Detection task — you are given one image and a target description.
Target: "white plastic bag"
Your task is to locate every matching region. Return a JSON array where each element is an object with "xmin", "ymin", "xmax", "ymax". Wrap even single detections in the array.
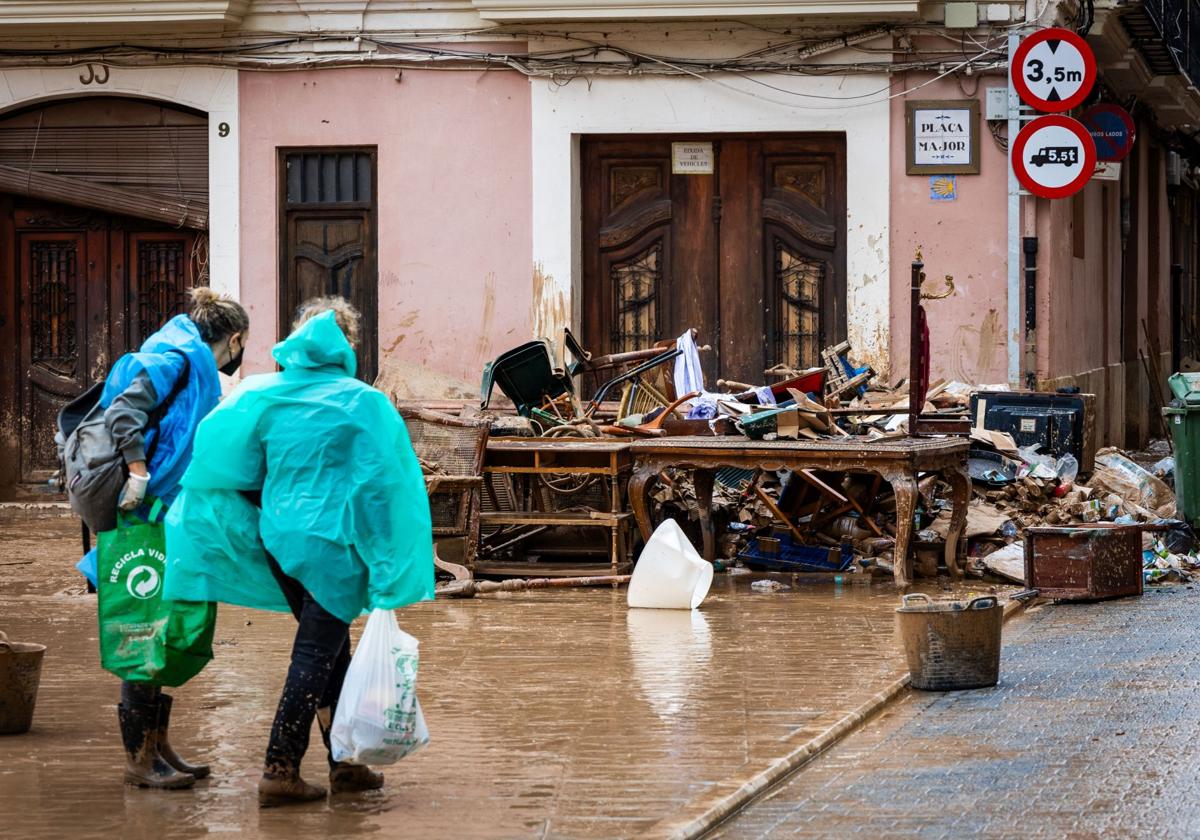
[{"xmin": 330, "ymin": 608, "xmax": 429, "ymax": 765}]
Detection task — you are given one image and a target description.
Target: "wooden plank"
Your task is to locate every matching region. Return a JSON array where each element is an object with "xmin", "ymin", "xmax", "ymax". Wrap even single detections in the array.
[
  {"xmin": 474, "ymin": 561, "xmax": 634, "ymax": 579},
  {"xmin": 483, "ymin": 466, "xmax": 620, "ymax": 476},
  {"xmin": 753, "ymin": 486, "xmax": 808, "ymax": 544},
  {"xmin": 481, "ymin": 511, "xmax": 631, "ymax": 526}
]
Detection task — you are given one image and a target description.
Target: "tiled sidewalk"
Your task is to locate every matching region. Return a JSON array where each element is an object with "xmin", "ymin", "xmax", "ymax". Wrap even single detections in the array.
[{"xmin": 713, "ymin": 585, "xmax": 1200, "ymax": 839}]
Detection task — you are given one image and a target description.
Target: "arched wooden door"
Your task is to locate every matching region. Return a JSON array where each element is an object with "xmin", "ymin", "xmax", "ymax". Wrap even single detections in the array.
[
  {"xmin": 581, "ymin": 135, "xmax": 845, "ymax": 387},
  {"xmin": 0, "ymin": 97, "xmax": 207, "ymax": 498}
]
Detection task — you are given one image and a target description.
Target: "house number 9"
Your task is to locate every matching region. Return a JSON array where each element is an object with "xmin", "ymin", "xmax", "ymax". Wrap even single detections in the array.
[{"xmin": 218, "ymin": 122, "xmax": 231, "ymax": 137}]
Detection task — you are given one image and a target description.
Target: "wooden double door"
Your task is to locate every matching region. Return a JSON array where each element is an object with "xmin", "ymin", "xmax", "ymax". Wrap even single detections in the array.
[
  {"xmin": 0, "ymin": 200, "xmax": 199, "ymax": 496},
  {"xmin": 581, "ymin": 135, "xmax": 846, "ymax": 386}
]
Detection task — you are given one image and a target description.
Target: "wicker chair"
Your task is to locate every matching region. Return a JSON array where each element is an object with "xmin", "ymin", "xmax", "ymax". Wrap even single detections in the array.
[{"xmin": 399, "ymin": 407, "xmax": 490, "ymax": 569}]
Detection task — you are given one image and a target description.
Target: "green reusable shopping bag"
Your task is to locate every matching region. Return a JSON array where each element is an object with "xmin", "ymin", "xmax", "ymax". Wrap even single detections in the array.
[{"xmin": 96, "ymin": 500, "xmax": 216, "ymax": 687}]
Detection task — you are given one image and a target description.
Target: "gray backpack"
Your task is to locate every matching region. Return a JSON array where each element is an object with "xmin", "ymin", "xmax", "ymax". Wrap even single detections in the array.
[{"xmin": 56, "ymin": 351, "xmax": 190, "ymax": 533}]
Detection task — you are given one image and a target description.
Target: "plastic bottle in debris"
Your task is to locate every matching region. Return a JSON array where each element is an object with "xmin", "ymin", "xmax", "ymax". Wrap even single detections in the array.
[
  {"xmin": 1001, "ymin": 520, "xmax": 1018, "ymax": 538},
  {"xmin": 1055, "ymin": 453, "xmax": 1079, "ymax": 484}
]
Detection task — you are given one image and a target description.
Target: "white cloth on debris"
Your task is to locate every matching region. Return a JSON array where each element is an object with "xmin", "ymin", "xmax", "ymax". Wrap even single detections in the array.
[
  {"xmin": 673, "ymin": 330, "xmax": 719, "ymax": 419},
  {"xmin": 673, "ymin": 330, "xmax": 705, "ymax": 398}
]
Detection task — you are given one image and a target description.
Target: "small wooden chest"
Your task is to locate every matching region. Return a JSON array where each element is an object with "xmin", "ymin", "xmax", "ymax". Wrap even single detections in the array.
[{"xmin": 1024, "ymin": 525, "xmax": 1143, "ymax": 602}]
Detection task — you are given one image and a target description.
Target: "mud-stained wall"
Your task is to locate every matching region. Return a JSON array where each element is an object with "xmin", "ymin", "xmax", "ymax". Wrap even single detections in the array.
[
  {"xmin": 239, "ymin": 65, "xmax": 533, "ymax": 398},
  {"xmin": 888, "ymin": 73, "xmax": 1010, "ymax": 387}
]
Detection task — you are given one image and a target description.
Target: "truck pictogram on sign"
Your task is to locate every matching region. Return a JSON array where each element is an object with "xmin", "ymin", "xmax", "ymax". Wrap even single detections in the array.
[{"xmin": 1030, "ymin": 146, "xmax": 1080, "ymax": 167}]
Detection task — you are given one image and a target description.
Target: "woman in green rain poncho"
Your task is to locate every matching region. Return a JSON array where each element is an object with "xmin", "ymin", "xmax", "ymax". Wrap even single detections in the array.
[{"xmin": 163, "ymin": 297, "xmax": 434, "ymax": 807}]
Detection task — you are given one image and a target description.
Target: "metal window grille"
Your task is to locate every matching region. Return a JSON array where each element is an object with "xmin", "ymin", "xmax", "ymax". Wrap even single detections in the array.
[
  {"xmin": 30, "ymin": 241, "xmax": 78, "ymax": 373},
  {"xmin": 774, "ymin": 241, "xmax": 824, "ymax": 370},
  {"xmin": 284, "ymin": 151, "xmax": 373, "ymax": 206},
  {"xmin": 610, "ymin": 243, "xmax": 661, "ymax": 353}
]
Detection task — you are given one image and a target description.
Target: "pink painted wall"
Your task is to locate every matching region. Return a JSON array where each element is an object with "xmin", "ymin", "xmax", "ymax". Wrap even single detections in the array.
[
  {"xmin": 238, "ymin": 66, "xmax": 532, "ymax": 398},
  {"xmin": 888, "ymin": 75, "xmax": 1010, "ymax": 387}
]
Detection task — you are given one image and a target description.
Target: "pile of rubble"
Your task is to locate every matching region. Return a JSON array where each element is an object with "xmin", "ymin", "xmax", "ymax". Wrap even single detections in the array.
[{"xmin": 654, "ymin": 420, "xmax": 1200, "ymax": 585}]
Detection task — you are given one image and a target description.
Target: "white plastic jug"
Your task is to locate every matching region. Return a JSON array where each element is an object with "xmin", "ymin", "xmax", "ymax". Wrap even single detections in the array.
[{"xmin": 627, "ymin": 518, "xmax": 713, "ymax": 609}]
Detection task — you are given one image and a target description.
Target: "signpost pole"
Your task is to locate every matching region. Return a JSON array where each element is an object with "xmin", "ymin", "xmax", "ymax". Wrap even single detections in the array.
[{"xmin": 1007, "ymin": 32, "xmax": 1022, "ymax": 388}]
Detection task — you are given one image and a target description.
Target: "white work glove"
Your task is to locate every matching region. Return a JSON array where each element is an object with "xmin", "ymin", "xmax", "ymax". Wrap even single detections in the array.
[{"xmin": 118, "ymin": 471, "xmax": 151, "ymax": 511}]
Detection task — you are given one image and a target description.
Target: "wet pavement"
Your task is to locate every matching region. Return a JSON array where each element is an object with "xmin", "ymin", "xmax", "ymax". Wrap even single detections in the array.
[
  {"xmin": 713, "ymin": 584, "xmax": 1200, "ymax": 839},
  {"xmin": 0, "ymin": 506, "xmax": 983, "ymax": 840}
]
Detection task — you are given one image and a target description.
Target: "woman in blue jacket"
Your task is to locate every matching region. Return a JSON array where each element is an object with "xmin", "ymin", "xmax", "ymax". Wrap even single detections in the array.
[{"xmin": 98, "ymin": 287, "xmax": 249, "ymax": 791}]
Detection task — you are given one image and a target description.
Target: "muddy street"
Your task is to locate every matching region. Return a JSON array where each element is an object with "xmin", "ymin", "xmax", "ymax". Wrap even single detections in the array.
[{"xmin": 0, "ymin": 507, "xmax": 943, "ymax": 840}]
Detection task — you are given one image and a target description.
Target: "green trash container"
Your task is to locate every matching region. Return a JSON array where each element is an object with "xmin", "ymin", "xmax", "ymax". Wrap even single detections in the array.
[{"xmin": 1164, "ymin": 372, "xmax": 1200, "ymax": 524}]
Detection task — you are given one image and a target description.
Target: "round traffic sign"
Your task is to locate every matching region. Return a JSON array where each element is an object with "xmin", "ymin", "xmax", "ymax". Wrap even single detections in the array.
[
  {"xmin": 1012, "ymin": 114, "xmax": 1097, "ymax": 198},
  {"xmin": 1012, "ymin": 28, "xmax": 1097, "ymax": 112},
  {"xmin": 1080, "ymin": 103, "xmax": 1136, "ymax": 161}
]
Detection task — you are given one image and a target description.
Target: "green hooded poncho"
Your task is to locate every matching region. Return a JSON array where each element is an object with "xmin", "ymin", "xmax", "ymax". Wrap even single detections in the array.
[{"xmin": 163, "ymin": 311, "xmax": 434, "ymax": 623}]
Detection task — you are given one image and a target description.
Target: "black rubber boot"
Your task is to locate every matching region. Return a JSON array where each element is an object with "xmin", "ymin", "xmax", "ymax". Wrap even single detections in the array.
[
  {"xmin": 156, "ymin": 694, "xmax": 210, "ymax": 780},
  {"xmin": 316, "ymin": 707, "xmax": 384, "ymax": 794},
  {"xmin": 118, "ymin": 702, "xmax": 195, "ymax": 790}
]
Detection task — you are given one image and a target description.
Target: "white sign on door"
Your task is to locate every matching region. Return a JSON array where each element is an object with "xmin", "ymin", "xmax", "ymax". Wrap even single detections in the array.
[{"xmin": 672, "ymin": 142, "xmax": 714, "ymax": 174}]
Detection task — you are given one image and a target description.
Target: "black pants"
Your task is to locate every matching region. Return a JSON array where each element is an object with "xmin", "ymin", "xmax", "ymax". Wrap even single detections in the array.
[{"xmin": 264, "ymin": 554, "xmax": 352, "ymax": 776}]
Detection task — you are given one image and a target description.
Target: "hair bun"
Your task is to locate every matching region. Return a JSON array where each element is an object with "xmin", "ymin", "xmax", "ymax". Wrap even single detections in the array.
[
  {"xmin": 187, "ymin": 286, "xmax": 250, "ymax": 342},
  {"xmin": 189, "ymin": 287, "xmax": 221, "ymax": 309}
]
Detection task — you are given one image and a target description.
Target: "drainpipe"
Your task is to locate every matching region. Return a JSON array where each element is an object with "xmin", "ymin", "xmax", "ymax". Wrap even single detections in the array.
[
  {"xmin": 1172, "ymin": 262, "xmax": 1183, "ymax": 372},
  {"xmin": 1007, "ymin": 33, "xmax": 1023, "ymax": 388},
  {"xmin": 1023, "ymin": 236, "xmax": 1039, "ymax": 390}
]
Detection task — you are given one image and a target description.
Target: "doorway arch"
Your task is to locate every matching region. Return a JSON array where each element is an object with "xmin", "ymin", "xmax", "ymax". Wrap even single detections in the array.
[{"xmin": 0, "ymin": 65, "xmax": 237, "ymax": 498}]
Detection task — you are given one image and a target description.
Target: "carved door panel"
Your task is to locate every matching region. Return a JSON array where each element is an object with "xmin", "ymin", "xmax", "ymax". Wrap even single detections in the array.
[
  {"xmin": 581, "ymin": 138, "xmax": 720, "ymax": 383},
  {"xmin": 582, "ymin": 136, "xmax": 845, "ymax": 387},
  {"xmin": 752, "ymin": 138, "xmax": 846, "ymax": 378},
  {"xmin": 280, "ymin": 212, "xmax": 376, "ymax": 382},
  {"xmin": 16, "ymin": 231, "xmax": 92, "ymax": 481}
]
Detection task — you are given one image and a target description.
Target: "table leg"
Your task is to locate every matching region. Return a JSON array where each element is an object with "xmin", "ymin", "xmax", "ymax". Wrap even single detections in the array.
[
  {"xmin": 693, "ymin": 468, "xmax": 716, "ymax": 564},
  {"xmin": 943, "ymin": 466, "xmax": 970, "ymax": 579},
  {"xmin": 610, "ymin": 523, "xmax": 618, "ymax": 576},
  {"xmin": 629, "ymin": 463, "xmax": 659, "ymax": 542},
  {"xmin": 883, "ymin": 470, "xmax": 918, "ymax": 588}
]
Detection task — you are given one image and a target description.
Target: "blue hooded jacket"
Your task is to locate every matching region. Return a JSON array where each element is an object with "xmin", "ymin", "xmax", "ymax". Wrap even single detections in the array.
[
  {"xmin": 76, "ymin": 315, "xmax": 221, "ymax": 586},
  {"xmin": 100, "ymin": 314, "xmax": 222, "ymax": 504}
]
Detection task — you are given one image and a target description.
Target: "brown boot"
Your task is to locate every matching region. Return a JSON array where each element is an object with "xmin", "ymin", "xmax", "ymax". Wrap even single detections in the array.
[
  {"xmin": 118, "ymin": 702, "xmax": 195, "ymax": 790},
  {"xmin": 330, "ymin": 763, "xmax": 384, "ymax": 794},
  {"xmin": 156, "ymin": 694, "xmax": 210, "ymax": 780},
  {"xmin": 258, "ymin": 765, "xmax": 327, "ymax": 808},
  {"xmin": 315, "ymin": 706, "xmax": 383, "ymax": 794}
]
